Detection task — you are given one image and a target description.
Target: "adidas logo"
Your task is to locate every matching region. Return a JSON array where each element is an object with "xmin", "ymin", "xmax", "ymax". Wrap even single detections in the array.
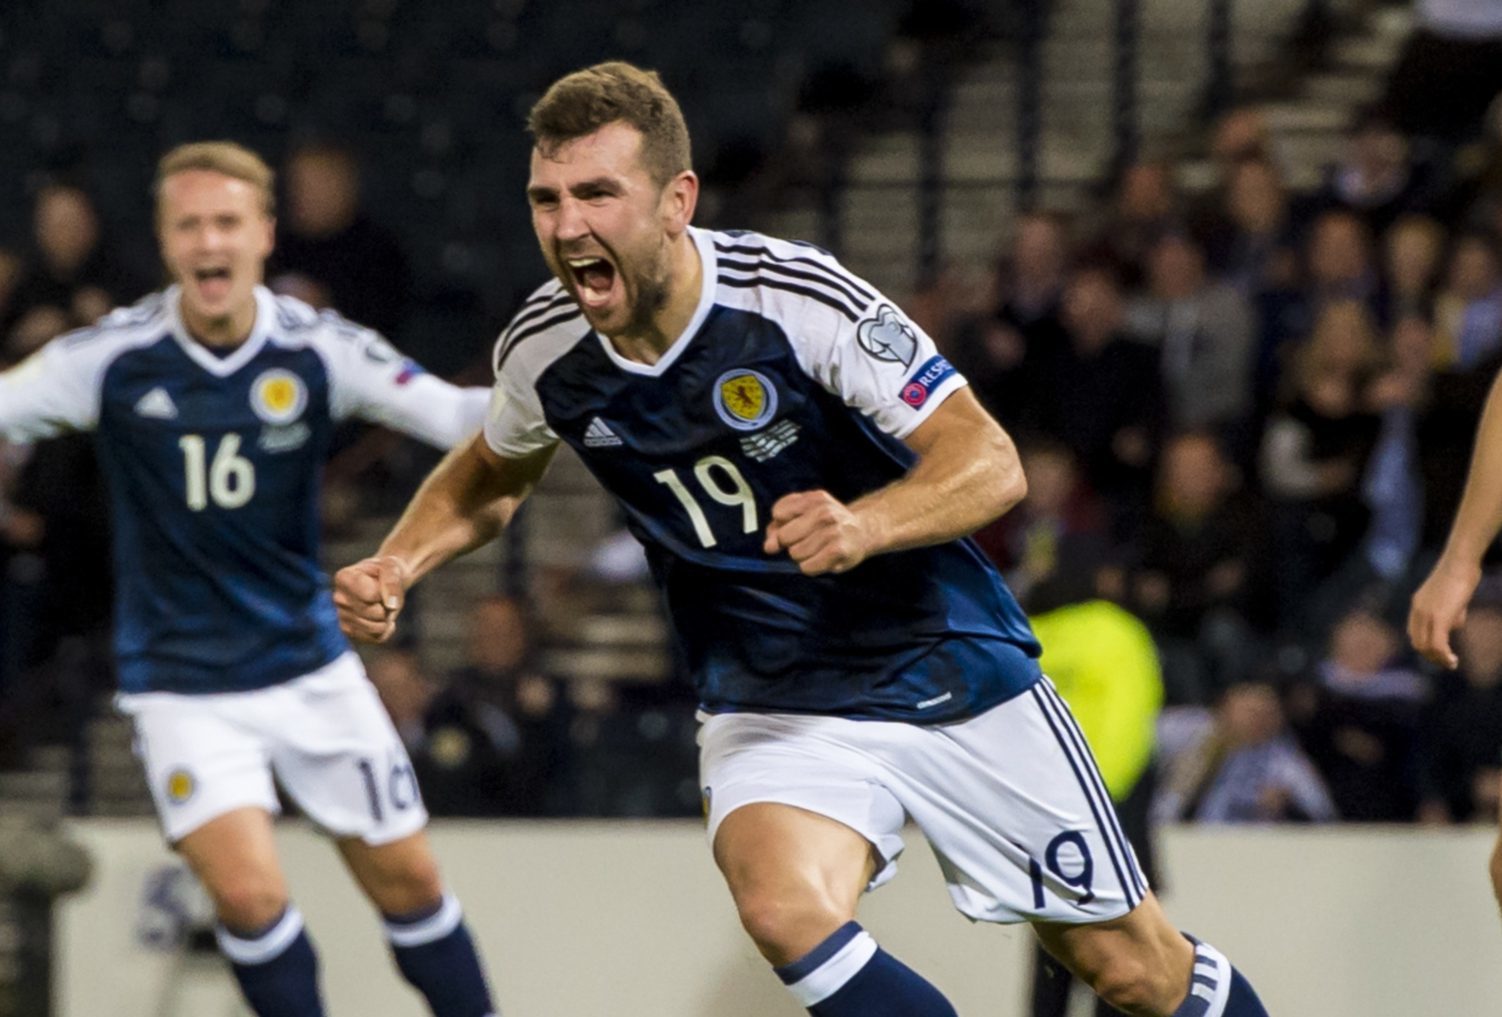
[
  {"xmin": 134, "ymin": 387, "xmax": 178, "ymax": 420},
  {"xmin": 583, "ymin": 417, "xmax": 623, "ymax": 448}
]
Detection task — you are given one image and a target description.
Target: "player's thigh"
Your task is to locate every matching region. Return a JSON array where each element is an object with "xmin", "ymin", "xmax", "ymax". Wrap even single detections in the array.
[
  {"xmin": 268, "ymin": 653, "xmax": 428, "ymax": 844},
  {"xmin": 700, "ymin": 711, "xmax": 907, "ymax": 895},
  {"xmin": 713, "ymin": 802, "xmax": 877, "ymax": 913},
  {"xmin": 337, "ymin": 829, "xmax": 444, "ymax": 916},
  {"xmin": 1031, "ymin": 892, "xmax": 1190, "ymax": 986},
  {"xmin": 884, "ymin": 679, "xmax": 1148, "ymax": 925},
  {"xmin": 176, "ymin": 806, "xmax": 289, "ymax": 927},
  {"xmin": 117, "ymin": 690, "xmax": 280, "ymax": 844}
]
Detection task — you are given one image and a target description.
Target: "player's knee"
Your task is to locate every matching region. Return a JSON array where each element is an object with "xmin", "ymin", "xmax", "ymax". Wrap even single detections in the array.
[
  {"xmin": 733, "ymin": 888, "xmax": 844, "ymax": 963},
  {"xmin": 1084, "ymin": 954, "xmax": 1170, "ymax": 1016},
  {"xmin": 368, "ymin": 850, "xmax": 444, "ymax": 914},
  {"xmin": 209, "ymin": 875, "xmax": 289, "ymax": 932}
]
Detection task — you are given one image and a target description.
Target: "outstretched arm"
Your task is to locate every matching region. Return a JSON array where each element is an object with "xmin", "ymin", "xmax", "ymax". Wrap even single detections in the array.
[
  {"xmin": 1410, "ymin": 370, "xmax": 1502, "ymax": 668},
  {"xmin": 764, "ymin": 388, "xmax": 1025, "ymax": 575},
  {"xmin": 333, "ymin": 433, "xmax": 555, "ymax": 642}
]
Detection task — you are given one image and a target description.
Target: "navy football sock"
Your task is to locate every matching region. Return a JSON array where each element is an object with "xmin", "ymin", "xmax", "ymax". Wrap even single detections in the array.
[
  {"xmin": 217, "ymin": 906, "xmax": 324, "ymax": 1017},
  {"xmin": 1173, "ymin": 938, "xmax": 1269, "ymax": 1016},
  {"xmin": 774, "ymin": 921, "xmax": 958, "ymax": 1016},
  {"xmin": 385, "ymin": 893, "xmax": 497, "ymax": 1017}
]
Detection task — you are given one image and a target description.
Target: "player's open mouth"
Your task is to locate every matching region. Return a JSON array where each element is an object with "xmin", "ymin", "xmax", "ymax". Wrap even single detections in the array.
[
  {"xmin": 566, "ymin": 256, "xmax": 617, "ymax": 310},
  {"xmin": 191, "ymin": 267, "xmax": 233, "ymax": 301}
]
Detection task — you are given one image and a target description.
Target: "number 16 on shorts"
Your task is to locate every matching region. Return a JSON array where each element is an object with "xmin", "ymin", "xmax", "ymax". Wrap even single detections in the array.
[{"xmin": 356, "ymin": 751, "xmax": 421, "ymax": 823}]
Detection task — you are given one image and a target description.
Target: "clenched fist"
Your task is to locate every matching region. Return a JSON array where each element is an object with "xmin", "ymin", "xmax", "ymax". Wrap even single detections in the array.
[
  {"xmin": 333, "ymin": 555, "xmax": 411, "ymax": 643},
  {"xmin": 763, "ymin": 490, "xmax": 873, "ymax": 576}
]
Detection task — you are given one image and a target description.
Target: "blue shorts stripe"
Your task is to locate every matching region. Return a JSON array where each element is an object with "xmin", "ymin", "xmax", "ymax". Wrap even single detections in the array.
[
  {"xmin": 1029, "ymin": 687, "xmax": 1138, "ymax": 910},
  {"xmin": 1041, "ymin": 682, "xmax": 1148, "ymax": 899}
]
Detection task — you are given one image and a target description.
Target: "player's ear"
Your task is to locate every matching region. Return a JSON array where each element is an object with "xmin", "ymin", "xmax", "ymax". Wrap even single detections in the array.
[{"xmin": 662, "ymin": 170, "xmax": 698, "ymax": 235}]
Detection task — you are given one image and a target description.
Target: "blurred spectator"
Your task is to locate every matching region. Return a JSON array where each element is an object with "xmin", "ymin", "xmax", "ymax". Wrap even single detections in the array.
[
  {"xmin": 1023, "ymin": 262, "xmax": 1162, "ymax": 521},
  {"xmin": 1260, "ymin": 209, "xmax": 1378, "ymax": 368},
  {"xmin": 270, "ymin": 142, "xmax": 412, "ymax": 338},
  {"xmin": 944, "ymin": 212, "xmax": 1071, "ymax": 426},
  {"xmin": 973, "ymin": 439, "xmax": 1109, "ymax": 604},
  {"xmin": 1091, "ymin": 160, "xmax": 1181, "ymax": 287},
  {"xmin": 5, "ymin": 183, "xmax": 142, "ymax": 334},
  {"xmin": 1209, "ymin": 106, "xmax": 1274, "ymax": 178},
  {"xmin": 1432, "ymin": 230, "xmax": 1502, "ymax": 369},
  {"xmin": 567, "ymin": 676, "xmax": 700, "ymax": 818},
  {"xmin": 1127, "ymin": 231, "xmax": 1257, "ymax": 448},
  {"xmin": 1289, "ymin": 606, "xmax": 1429, "ymax": 821},
  {"xmin": 434, "ymin": 595, "xmax": 575, "ymax": 816},
  {"xmin": 1313, "ymin": 110, "xmax": 1434, "ymax": 236},
  {"xmin": 1128, "ymin": 432, "xmax": 1265, "ymax": 705},
  {"xmin": 1380, "ymin": 214, "xmax": 1446, "ymax": 324},
  {"xmin": 1201, "ymin": 157, "xmax": 1300, "ymax": 300},
  {"xmin": 1418, "ymin": 584, "xmax": 1502, "ymax": 823},
  {"xmin": 1350, "ymin": 315, "xmax": 1431, "ymax": 587},
  {"xmin": 1260, "ymin": 302, "xmax": 1384, "ymax": 630},
  {"xmin": 1154, "ymin": 681, "xmax": 1337, "ymax": 823}
]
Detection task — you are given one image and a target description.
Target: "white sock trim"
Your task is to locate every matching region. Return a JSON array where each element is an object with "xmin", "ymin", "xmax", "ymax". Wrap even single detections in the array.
[
  {"xmin": 1193, "ymin": 941, "xmax": 1233, "ymax": 1017},
  {"xmin": 216, "ymin": 906, "xmax": 304, "ymax": 966},
  {"xmin": 785, "ymin": 931, "xmax": 879, "ymax": 1007},
  {"xmin": 385, "ymin": 893, "xmax": 463, "ymax": 948}
]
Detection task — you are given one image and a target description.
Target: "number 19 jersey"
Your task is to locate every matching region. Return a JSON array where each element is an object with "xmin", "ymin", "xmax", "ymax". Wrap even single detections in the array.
[{"xmin": 485, "ymin": 228, "xmax": 1042, "ymax": 723}]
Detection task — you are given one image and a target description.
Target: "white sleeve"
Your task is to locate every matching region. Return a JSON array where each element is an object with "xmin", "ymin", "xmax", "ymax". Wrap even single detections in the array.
[
  {"xmin": 794, "ymin": 287, "xmax": 967, "ymax": 440},
  {"xmin": 482, "ymin": 358, "xmax": 558, "ymax": 458},
  {"xmin": 323, "ymin": 325, "xmax": 489, "ymax": 449},
  {"xmin": 0, "ymin": 333, "xmax": 105, "ymax": 442}
]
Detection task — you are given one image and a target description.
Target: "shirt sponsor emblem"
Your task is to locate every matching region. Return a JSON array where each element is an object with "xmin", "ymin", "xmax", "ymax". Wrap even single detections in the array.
[
  {"xmin": 165, "ymin": 768, "xmax": 196, "ymax": 804},
  {"xmin": 250, "ymin": 369, "xmax": 307, "ymax": 425},
  {"xmin": 900, "ymin": 355, "xmax": 955, "ymax": 409},
  {"xmin": 856, "ymin": 304, "xmax": 919, "ymax": 367},
  {"xmin": 134, "ymin": 387, "xmax": 178, "ymax": 420},
  {"xmin": 714, "ymin": 369, "xmax": 778, "ymax": 431},
  {"xmin": 583, "ymin": 416, "xmax": 623, "ymax": 448},
  {"xmin": 259, "ymin": 422, "xmax": 311, "ymax": 453},
  {"xmin": 740, "ymin": 420, "xmax": 800, "ymax": 462}
]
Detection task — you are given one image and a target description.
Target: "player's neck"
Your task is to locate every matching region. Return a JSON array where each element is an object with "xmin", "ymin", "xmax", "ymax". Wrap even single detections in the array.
[
  {"xmin": 606, "ymin": 232, "xmax": 702, "ymax": 365},
  {"xmin": 179, "ymin": 298, "xmax": 258, "ymax": 349}
]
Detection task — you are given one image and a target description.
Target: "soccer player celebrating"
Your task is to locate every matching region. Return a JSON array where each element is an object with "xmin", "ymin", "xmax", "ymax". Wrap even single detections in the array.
[
  {"xmin": 336, "ymin": 63, "xmax": 1270, "ymax": 1017},
  {"xmin": 0, "ymin": 142, "xmax": 497, "ymax": 1017},
  {"xmin": 1410, "ymin": 369, "xmax": 1502, "ymax": 916}
]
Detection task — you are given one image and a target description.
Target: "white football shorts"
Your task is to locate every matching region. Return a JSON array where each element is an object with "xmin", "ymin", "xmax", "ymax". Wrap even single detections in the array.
[
  {"xmin": 116, "ymin": 651, "xmax": 428, "ymax": 845},
  {"xmin": 699, "ymin": 677, "xmax": 1149, "ymax": 924}
]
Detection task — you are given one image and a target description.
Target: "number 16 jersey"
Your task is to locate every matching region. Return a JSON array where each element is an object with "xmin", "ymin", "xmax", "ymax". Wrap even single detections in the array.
[
  {"xmin": 485, "ymin": 228, "xmax": 1042, "ymax": 723},
  {"xmin": 0, "ymin": 287, "xmax": 487, "ymax": 694}
]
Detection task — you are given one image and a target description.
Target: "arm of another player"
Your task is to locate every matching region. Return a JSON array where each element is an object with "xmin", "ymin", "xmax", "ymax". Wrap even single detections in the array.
[
  {"xmin": 0, "ymin": 340, "xmax": 98, "ymax": 442},
  {"xmin": 764, "ymin": 387, "xmax": 1025, "ymax": 576},
  {"xmin": 326, "ymin": 323, "xmax": 490, "ymax": 448},
  {"xmin": 1410, "ymin": 370, "xmax": 1502, "ymax": 668},
  {"xmin": 333, "ymin": 434, "xmax": 555, "ymax": 642}
]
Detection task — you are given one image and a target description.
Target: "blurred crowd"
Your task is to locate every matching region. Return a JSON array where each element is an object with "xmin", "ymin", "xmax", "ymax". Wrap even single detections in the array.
[
  {"xmin": 925, "ymin": 86, "xmax": 1502, "ymax": 827},
  {"xmin": 8, "ymin": 33, "xmax": 1502, "ymax": 824}
]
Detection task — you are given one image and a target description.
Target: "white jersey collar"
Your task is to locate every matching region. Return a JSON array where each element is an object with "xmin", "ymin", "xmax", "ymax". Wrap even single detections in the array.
[
  {"xmin": 166, "ymin": 284, "xmax": 275, "ymax": 378},
  {"xmin": 594, "ymin": 226, "xmax": 717, "ymax": 377}
]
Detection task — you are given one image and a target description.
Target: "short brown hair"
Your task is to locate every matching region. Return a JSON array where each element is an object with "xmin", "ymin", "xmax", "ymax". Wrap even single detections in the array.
[
  {"xmin": 154, "ymin": 141, "xmax": 275, "ymax": 219},
  {"xmin": 527, "ymin": 61, "xmax": 691, "ymax": 186}
]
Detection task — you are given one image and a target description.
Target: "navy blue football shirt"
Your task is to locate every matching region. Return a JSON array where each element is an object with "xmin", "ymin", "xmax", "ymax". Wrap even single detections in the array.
[
  {"xmin": 485, "ymin": 228, "xmax": 1041, "ymax": 722},
  {"xmin": 0, "ymin": 287, "xmax": 487, "ymax": 693}
]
